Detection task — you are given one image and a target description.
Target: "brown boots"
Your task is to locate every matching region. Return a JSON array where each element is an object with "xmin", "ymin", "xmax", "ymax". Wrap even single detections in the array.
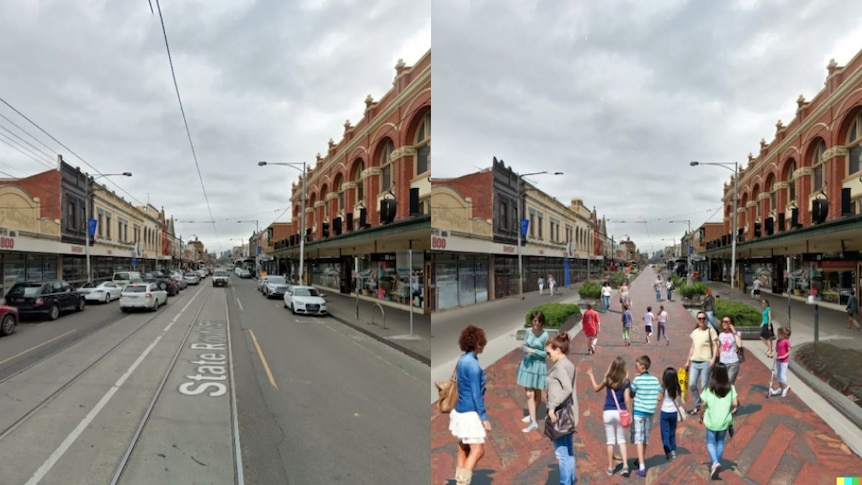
[{"xmin": 455, "ymin": 467, "xmax": 472, "ymax": 485}]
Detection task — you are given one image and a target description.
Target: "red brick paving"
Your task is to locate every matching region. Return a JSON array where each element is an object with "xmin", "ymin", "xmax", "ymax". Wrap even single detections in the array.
[{"xmin": 431, "ymin": 267, "xmax": 862, "ymax": 484}]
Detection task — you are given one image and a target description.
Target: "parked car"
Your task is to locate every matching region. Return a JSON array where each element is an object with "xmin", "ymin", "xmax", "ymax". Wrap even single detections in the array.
[
  {"xmin": 77, "ymin": 281, "xmax": 122, "ymax": 303},
  {"xmin": 212, "ymin": 270, "xmax": 230, "ymax": 287},
  {"xmin": 143, "ymin": 271, "xmax": 179, "ymax": 296},
  {"xmin": 283, "ymin": 285, "xmax": 327, "ymax": 316},
  {"xmin": 196, "ymin": 269, "xmax": 208, "ymax": 279},
  {"xmin": 238, "ymin": 269, "xmax": 252, "ymax": 279},
  {"xmin": 112, "ymin": 271, "xmax": 142, "ymax": 289},
  {"xmin": 183, "ymin": 272, "xmax": 201, "ymax": 285},
  {"xmin": 119, "ymin": 283, "xmax": 167, "ymax": 312},
  {"xmin": 170, "ymin": 271, "xmax": 187, "ymax": 290},
  {"xmin": 262, "ymin": 276, "xmax": 290, "ymax": 298},
  {"xmin": 0, "ymin": 305, "xmax": 19, "ymax": 336},
  {"xmin": 5, "ymin": 280, "xmax": 86, "ymax": 320}
]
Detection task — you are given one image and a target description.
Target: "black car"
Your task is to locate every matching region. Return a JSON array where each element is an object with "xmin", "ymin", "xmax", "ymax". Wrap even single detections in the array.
[
  {"xmin": 5, "ymin": 280, "xmax": 86, "ymax": 320},
  {"xmin": 143, "ymin": 271, "xmax": 179, "ymax": 296}
]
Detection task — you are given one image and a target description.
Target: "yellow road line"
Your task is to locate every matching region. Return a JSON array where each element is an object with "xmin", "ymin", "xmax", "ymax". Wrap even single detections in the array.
[
  {"xmin": 236, "ymin": 297, "xmax": 244, "ymax": 311},
  {"xmin": 248, "ymin": 329, "xmax": 278, "ymax": 390},
  {"xmin": 0, "ymin": 328, "xmax": 78, "ymax": 366}
]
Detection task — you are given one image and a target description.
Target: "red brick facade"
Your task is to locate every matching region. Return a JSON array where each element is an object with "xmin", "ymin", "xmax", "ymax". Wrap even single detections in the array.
[
  {"xmin": 435, "ymin": 170, "xmax": 493, "ymax": 222},
  {"xmin": 6, "ymin": 170, "xmax": 61, "ymax": 220}
]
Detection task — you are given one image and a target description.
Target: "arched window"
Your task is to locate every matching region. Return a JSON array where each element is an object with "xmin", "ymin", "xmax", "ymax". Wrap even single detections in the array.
[
  {"xmin": 334, "ymin": 174, "xmax": 344, "ymax": 212},
  {"xmin": 353, "ymin": 160, "xmax": 365, "ymax": 202},
  {"xmin": 812, "ymin": 140, "xmax": 826, "ymax": 191},
  {"xmin": 380, "ymin": 140, "xmax": 394, "ymax": 191},
  {"xmin": 847, "ymin": 111, "xmax": 862, "ymax": 176},
  {"xmin": 414, "ymin": 111, "xmax": 430, "ymax": 176},
  {"xmin": 785, "ymin": 160, "xmax": 797, "ymax": 203},
  {"xmin": 320, "ymin": 184, "xmax": 328, "ymax": 219},
  {"xmin": 765, "ymin": 174, "xmax": 776, "ymax": 212},
  {"xmin": 752, "ymin": 184, "xmax": 760, "ymax": 220}
]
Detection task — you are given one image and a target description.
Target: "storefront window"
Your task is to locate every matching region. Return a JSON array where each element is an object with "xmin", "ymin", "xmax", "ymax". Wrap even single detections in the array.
[
  {"xmin": 63, "ymin": 256, "xmax": 85, "ymax": 283},
  {"xmin": 311, "ymin": 260, "xmax": 341, "ymax": 291},
  {"xmin": 435, "ymin": 254, "xmax": 459, "ymax": 310},
  {"xmin": 810, "ymin": 262, "xmax": 856, "ymax": 305},
  {"xmin": 458, "ymin": 256, "xmax": 477, "ymax": 306},
  {"xmin": 493, "ymin": 256, "xmax": 519, "ymax": 298},
  {"xmin": 26, "ymin": 255, "xmax": 45, "ymax": 281},
  {"xmin": 377, "ymin": 259, "xmax": 396, "ymax": 301},
  {"xmin": 3, "ymin": 254, "xmax": 25, "ymax": 298}
]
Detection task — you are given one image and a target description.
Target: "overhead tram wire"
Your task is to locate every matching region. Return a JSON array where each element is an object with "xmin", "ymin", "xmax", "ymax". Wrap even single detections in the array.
[
  {"xmin": 0, "ymin": 124, "xmax": 55, "ymax": 168},
  {"xmin": 152, "ymin": 0, "xmax": 221, "ymax": 249},
  {"xmin": 0, "ymin": 96, "xmax": 146, "ymax": 207},
  {"xmin": 0, "ymin": 135, "xmax": 52, "ymax": 169},
  {"xmin": 0, "ymin": 110, "xmax": 59, "ymax": 157}
]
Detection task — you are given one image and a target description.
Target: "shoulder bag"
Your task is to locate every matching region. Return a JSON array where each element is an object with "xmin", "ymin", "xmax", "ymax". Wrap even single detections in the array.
[
  {"xmin": 671, "ymin": 394, "xmax": 687, "ymax": 422},
  {"xmin": 611, "ymin": 383, "xmax": 631, "ymax": 428},
  {"xmin": 435, "ymin": 363, "xmax": 458, "ymax": 414},
  {"xmin": 544, "ymin": 370, "xmax": 578, "ymax": 440}
]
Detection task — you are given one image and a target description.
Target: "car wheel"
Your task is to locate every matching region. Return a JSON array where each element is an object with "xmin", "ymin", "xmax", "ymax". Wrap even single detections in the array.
[
  {"xmin": 104, "ymin": 293, "xmax": 111, "ymax": 304},
  {"xmin": 283, "ymin": 300, "xmax": 288, "ymax": 309},
  {"xmin": 77, "ymin": 298, "xmax": 86, "ymax": 312},
  {"xmin": 290, "ymin": 302, "xmax": 296, "ymax": 315},
  {"xmin": 0, "ymin": 314, "xmax": 16, "ymax": 336},
  {"xmin": 49, "ymin": 303, "xmax": 60, "ymax": 321},
  {"xmin": 121, "ymin": 307, "xmax": 129, "ymax": 313}
]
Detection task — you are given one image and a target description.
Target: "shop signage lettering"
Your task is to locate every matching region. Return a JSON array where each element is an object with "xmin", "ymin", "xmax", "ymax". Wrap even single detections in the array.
[
  {"xmin": 502, "ymin": 246, "xmax": 515, "ymax": 253},
  {"xmin": 70, "ymin": 245, "xmax": 84, "ymax": 253},
  {"xmin": 431, "ymin": 237, "xmax": 447, "ymax": 249},
  {"xmin": 0, "ymin": 236, "xmax": 14, "ymax": 249},
  {"xmin": 178, "ymin": 321, "xmax": 228, "ymax": 397}
]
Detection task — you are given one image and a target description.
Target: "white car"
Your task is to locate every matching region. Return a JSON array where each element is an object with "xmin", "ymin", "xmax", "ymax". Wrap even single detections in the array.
[
  {"xmin": 77, "ymin": 281, "xmax": 122, "ymax": 303},
  {"xmin": 283, "ymin": 286, "xmax": 327, "ymax": 316},
  {"xmin": 119, "ymin": 283, "xmax": 167, "ymax": 312}
]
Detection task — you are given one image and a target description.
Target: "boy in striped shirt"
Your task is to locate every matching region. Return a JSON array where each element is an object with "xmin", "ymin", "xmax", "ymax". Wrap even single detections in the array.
[{"xmin": 625, "ymin": 355, "xmax": 662, "ymax": 477}]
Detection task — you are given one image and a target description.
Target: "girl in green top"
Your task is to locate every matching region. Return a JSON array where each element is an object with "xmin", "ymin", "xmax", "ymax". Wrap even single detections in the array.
[
  {"xmin": 759, "ymin": 299, "xmax": 774, "ymax": 357},
  {"xmin": 699, "ymin": 363, "xmax": 738, "ymax": 480}
]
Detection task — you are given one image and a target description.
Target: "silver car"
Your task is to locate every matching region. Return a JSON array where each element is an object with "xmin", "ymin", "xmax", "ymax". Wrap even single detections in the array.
[{"xmin": 262, "ymin": 276, "xmax": 290, "ymax": 299}]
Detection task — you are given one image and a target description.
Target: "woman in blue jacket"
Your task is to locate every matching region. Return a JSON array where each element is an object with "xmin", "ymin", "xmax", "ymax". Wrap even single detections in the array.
[{"xmin": 449, "ymin": 325, "xmax": 491, "ymax": 485}]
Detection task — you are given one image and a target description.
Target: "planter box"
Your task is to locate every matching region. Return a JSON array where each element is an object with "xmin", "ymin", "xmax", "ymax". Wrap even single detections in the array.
[
  {"xmin": 516, "ymin": 315, "xmax": 581, "ymax": 341},
  {"xmin": 736, "ymin": 326, "xmax": 763, "ymax": 340}
]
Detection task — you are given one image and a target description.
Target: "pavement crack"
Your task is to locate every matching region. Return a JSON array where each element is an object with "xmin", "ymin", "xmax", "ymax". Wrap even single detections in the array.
[{"xmin": 190, "ymin": 456, "xmax": 207, "ymax": 466}]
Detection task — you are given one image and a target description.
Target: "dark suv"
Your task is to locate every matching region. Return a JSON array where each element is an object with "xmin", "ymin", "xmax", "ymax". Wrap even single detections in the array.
[
  {"xmin": 5, "ymin": 280, "xmax": 86, "ymax": 320},
  {"xmin": 143, "ymin": 271, "xmax": 179, "ymax": 296}
]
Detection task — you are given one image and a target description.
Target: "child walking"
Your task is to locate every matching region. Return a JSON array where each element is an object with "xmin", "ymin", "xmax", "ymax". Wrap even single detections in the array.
[
  {"xmin": 621, "ymin": 304, "xmax": 632, "ymax": 347},
  {"xmin": 625, "ymin": 355, "xmax": 662, "ymax": 477},
  {"xmin": 700, "ymin": 363, "xmax": 738, "ymax": 479},
  {"xmin": 656, "ymin": 305, "xmax": 670, "ymax": 345},
  {"xmin": 659, "ymin": 368, "xmax": 683, "ymax": 460},
  {"xmin": 769, "ymin": 327, "xmax": 792, "ymax": 397},
  {"xmin": 643, "ymin": 306, "xmax": 656, "ymax": 344},
  {"xmin": 586, "ymin": 357, "xmax": 632, "ymax": 477}
]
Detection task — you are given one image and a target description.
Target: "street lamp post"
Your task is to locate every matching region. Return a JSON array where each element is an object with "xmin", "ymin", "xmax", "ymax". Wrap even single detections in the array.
[
  {"xmin": 237, "ymin": 220, "xmax": 260, "ymax": 277},
  {"xmin": 515, "ymin": 170, "xmax": 563, "ymax": 299},
  {"xmin": 668, "ymin": 219, "xmax": 692, "ymax": 285},
  {"xmin": 258, "ymin": 161, "xmax": 307, "ymax": 284},
  {"xmin": 691, "ymin": 161, "xmax": 739, "ymax": 290},
  {"xmin": 84, "ymin": 172, "xmax": 132, "ymax": 282}
]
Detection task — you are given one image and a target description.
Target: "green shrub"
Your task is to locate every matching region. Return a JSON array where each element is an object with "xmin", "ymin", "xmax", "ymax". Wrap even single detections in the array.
[
  {"xmin": 608, "ymin": 271, "xmax": 628, "ymax": 289},
  {"xmin": 671, "ymin": 275, "xmax": 685, "ymax": 288},
  {"xmin": 578, "ymin": 280, "xmax": 602, "ymax": 299},
  {"xmin": 525, "ymin": 303, "xmax": 582, "ymax": 328},
  {"xmin": 714, "ymin": 300, "xmax": 761, "ymax": 327},
  {"xmin": 692, "ymin": 282, "xmax": 707, "ymax": 295}
]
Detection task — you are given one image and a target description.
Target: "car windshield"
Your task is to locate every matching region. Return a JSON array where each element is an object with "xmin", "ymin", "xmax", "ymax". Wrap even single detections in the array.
[
  {"xmin": 124, "ymin": 286, "xmax": 147, "ymax": 293},
  {"xmin": 80, "ymin": 282, "xmax": 95, "ymax": 289},
  {"xmin": 213, "ymin": 271, "xmax": 228, "ymax": 277},
  {"xmin": 115, "ymin": 274, "xmax": 130, "ymax": 280},
  {"xmin": 268, "ymin": 276, "xmax": 286, "ymax": 285},
  {"xmin": 185, "ymin": 273, "xmax": 197, "ymax": 277},
  {"xmin": 293, "ymin": 288, "xmax": 319, "ymax": 297},
  {"xmin": 8, "ymin": 284, "xmax": 43, "ymax": 297}
]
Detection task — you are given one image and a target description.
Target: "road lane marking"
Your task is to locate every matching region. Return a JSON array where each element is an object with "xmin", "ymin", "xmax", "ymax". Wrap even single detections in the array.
[
  {"xmin": 225, "ymin": 299, "xmax": 245, "ymax": 484},
  {"xmin": 236, "ymin": 297, "xmax": 244, "ymax": 311},
  {"xmin": 0, "ymin": 329, "xmax": 78, "ymax": 366},
  {"xmin": 248, "ymin": 329, "xmax": 278, "ymax": 390}
]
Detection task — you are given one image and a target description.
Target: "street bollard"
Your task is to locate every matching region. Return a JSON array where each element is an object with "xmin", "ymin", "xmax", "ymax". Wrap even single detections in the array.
[{"xmin": 814, "ymin": 304, "xmax": 819, "ymax": 344}]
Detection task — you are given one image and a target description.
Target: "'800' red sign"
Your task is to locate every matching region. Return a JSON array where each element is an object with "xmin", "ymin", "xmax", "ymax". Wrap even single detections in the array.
[{"xmin": 0, "ymin": 237, "xmax": 14, "ymax": 249}]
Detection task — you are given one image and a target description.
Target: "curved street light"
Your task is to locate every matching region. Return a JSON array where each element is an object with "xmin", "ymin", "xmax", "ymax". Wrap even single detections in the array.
[
  {"xmin": 691, "ymin": 160, "xmax": 739, "ymax": 290},
  {"xmin": 258, "ymin": 160, "xmax": 307, "ymax": 283},
  {"xmin": 515, "ymin": 170, "xmax": 564, "ymax": 298},
  {"xmin": 85, "ymin": 172, "xmax": 132, "ymax": 282}
]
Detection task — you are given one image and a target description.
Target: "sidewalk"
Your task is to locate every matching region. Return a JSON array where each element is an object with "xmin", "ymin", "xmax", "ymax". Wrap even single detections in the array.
[
  {"xmin": 431, "ymin": 266, "xmax": 862, "ymax": 484},
  {"xmin": 316, "ymin": 288, "xmax": 431, "ymax": 365}
]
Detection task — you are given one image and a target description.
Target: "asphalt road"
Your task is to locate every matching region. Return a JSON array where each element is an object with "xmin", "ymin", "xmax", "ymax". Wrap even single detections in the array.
[{"xmin": 227, "ymin": 277, "xmax": 430, "ymax": 484}]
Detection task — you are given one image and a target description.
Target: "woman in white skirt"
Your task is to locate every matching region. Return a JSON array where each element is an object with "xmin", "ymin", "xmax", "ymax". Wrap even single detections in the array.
[
  {"xmin": 449, "ymin": 325, "xmax": 491, "ymax": 485},
  {"xmin": 586, "ymin": 356, "xmax": 632, "ymax": 476}
]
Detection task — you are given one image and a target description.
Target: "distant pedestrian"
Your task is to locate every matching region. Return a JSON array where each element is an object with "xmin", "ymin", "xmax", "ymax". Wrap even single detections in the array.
[
  {"xmin": 699, "ymin": 362, "xmax": 738, "ymax": 480},
  {"xmin": 760, "ymin": 299, "xmax": 775, "ymax": 357},
  {"xmin": 619, "ymin": 281, "xmax": 631, "ymax": 308},
  {"xmin": 752, "ymin": 277, "xmax": 762, "ymax": 300},
  {"xmin": 656, "ymin": 305, "xmax": 669, "ymax": 345},
  {"xmin": 654, "ymin": 276, "xmax": 663, "ymax": 302},
  {"xmin": 846, "ymin": 293, "xmax": 861, "ymax": 332},
  {"xmin": 549, "ymin": 274, "xmax": 557, "ymax": 296},
  {"xmin": 449, "ymin": 325, "xmax": 491, "ymax": 485},
  {"xmin": 718, "ymin": 315, "xmax": 743, "ymax": 386},
  {"xmin": 685, "ymin": 312, "xmax": 718, "ymax": 415},
  {"xmin": 582, "ymin": 302, "xmax": 601, "ymax": 354},
  {"xmin": 642, "ymin": 306, "xmax": 655, "ymax": 344},
  {"xmin": 626, "ymin": 355, "xmax": 662, "ymax": 478},
  {"xmin": 666, "ymin": 279, "xmax": 674, "ymax": 301},
  {"xmin": 517, "ymin": 311, "xmax": 549, "ymax": 432},
  {"xmin": 659, "ymin": 367, "xmax": 683, "ymax": 460},
  {"xmin": 601, "ymin": 282, "xmax": 612, "ymax": 312},
  {"xmin": 545, "ymin": 332, "xmax": 578, "ymax": 485},
  {"xmin": 621, "ymin": 304, "xmax": 632, "ymax": 347},
  {"xmin": 538, "ymin": 276, "xmax": 546, "ymax": 295},
  {"xmin": 769, "ymin": 327, "xmax": 793, "ymax": 398},
  {"xmin": 586, "ymin": 356, "xmax": 631, "ymax": 477},
  {"xmin": 702, "ymin": 289, "xmax": 717, "ymax": 332}
]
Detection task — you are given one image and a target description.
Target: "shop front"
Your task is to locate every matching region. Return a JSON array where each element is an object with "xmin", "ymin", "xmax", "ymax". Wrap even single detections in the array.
[
  {"xmin": 804, "ymin": 254, "xmax": 859, "ymax": 305},
  {"xmin": 433, "ymin": 252, "xmax": 490, "ymax": 311}
]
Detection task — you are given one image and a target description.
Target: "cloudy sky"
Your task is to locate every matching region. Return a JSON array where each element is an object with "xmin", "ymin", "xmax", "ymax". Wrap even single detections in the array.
[
  {"xmin": 433, "ymin": 0, "xmax": 862, "ymax": 253},
  {"xmin": 0, "ymin": 0, "xmax": 429, "ymax": 254}
]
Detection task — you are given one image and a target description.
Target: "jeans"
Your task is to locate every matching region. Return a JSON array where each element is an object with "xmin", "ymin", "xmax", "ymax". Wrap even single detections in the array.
[
  {"xmin": 656, "ymin": 289, "xmax": 662, "ymax": 301},
  {"xmin": 688, "ymin": 360, "xmax": 711, "ymax": 408},
  {"xmin": 706, "ymin": 428, "xmax": 727, "ymax": 465},
  {"xmin": 666, "ymin": 289, "xmax": 672, "ymax": 300},
  {"xmin": 659, "ymin": 411, "xmax": 678, "ymax": 453},
  {"xmin": 553, "ymin": 433, "xmax": 575, "ymax": 485},
  {"xmin": 705, "ymin": 311, "xmax": 718, "ymax": 332},
  {"xmin": 603, "ymin": 295, "xmax": 610, "ymax": 311},
  {"xmin": 725, "ymin": 362, "xmax": 739, "ymax": 385}
]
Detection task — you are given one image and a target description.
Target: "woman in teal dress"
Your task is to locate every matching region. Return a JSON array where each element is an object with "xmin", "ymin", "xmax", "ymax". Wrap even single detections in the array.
[{"xmin": 518, "ymin": 310, "xmax": 550, "ymax": 432}]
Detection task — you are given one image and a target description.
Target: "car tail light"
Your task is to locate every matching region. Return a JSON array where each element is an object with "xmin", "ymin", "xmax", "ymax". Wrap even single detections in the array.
[
  {"xmin": 145, "ymin": 293, "xmax": 153, "ymax": 299},
  {"xmin": 35, "ymin": 297, "xmax": 44, "ymax": 306}
]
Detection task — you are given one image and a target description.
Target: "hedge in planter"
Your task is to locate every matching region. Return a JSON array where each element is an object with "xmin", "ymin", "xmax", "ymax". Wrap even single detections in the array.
[
  {"xmin": 608, "ymin": 271, "xmax": 628, "ymax": 289},
  {"xmin": 578, "ymin": 280, "xmax": 602, "ymax": 300},
  {"xmin": 714, "ymin": 300, "xmax": 761, "ymax": 327},
  {"xmin": 524, "ymin": 303, "xmax": 582, "ymax": 328}
]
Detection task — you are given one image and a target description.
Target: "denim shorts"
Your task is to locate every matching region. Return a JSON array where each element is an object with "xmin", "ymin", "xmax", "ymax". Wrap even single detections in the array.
[
  {"xmin": 630, "ymin": 414, "xmax": 652, "ymax": 444},
  {"xmin": 776, "ymin": 362, "xmax": 789, "ymax": 384}
]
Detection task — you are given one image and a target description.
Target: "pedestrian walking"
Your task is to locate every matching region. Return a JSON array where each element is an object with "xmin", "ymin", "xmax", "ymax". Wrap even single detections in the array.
[
  {"xmin": 582, "ymin": 302, "xmax": 601, "ymax": 354},
  {"xmin": 517, "ymin": 311, "xmax": 549, "ymax": 432},
  {"xmin": 449, "ymin": 325, "xmax": 491, "ymax": 485},
  {"xmin": 752, "ymin": 277, "xmax": 762, "ymax": 300},
  {"xmin": 666, "ymin": 279, "xmax": 674, "ymax": 301},
  {"xmin": 684, "ymin": 311, "xmax": 718, "ymax": 415},
  {"xmin": 642, "ymin": 306, "xmax": 655, "ymax": 344},
  {"xmin": 538, "ymin": 276, "xmax": 546, "ymax": 295},
  {"xmin": 659, "ymin": 367, "xmax": 683, "ymax": 460},
  {"xmin": 586, "ymin": 356, "xmax": 631, "ymax": 477},
  {"xmin": 545, "ymin": 332, "xmax": 577, "ymax": 485},
  {"xmin": 656, "ymin": 305, "xmax": 669, "ymax": 345},
  {"xmin": 621, "ymin": 304, "xmax": 632, "ymax": 347},
  {"xmin": 601, "ymin": 282, "xmax": 612, "ymax": 312},
  {"xmin": 760, "ymin": 299, "xmax": 775, "ymax": 357},
  {"xmin": 548, "ymin": 274, "xmax": 557, "ymax": 296},
  {"xmin": 702, "ymin": 289, "xmax": 717, "ymax": 332},
  {"xmin": 846, "ymin": 293, "xmax": 861, "ymax": 332},
  {"xmin": 625, "ymin": 355, "xmax": 662, "ymax": 478},
  {"xmin": 654, "ymin": 275, "xmax": 663, "ymax": 302},
  {"xmin": 768, "ymin": 327, "xmax": 793, "ymax": 398},
  {"xmin": 699, "ymin": 362, "xmax": 738, "ymax": 480},
  {"xmin": 618, "ymin": 281, "xmax": 632, "ymax": 309},
  {"xmin": 717, "ymin": 315, "xmax": 743, "ymax": 386}
]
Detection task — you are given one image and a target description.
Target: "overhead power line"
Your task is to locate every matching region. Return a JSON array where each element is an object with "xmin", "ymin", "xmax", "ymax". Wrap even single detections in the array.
[
  {"xmin": 0, "ymin": 123, "xmax": 54, "ymax": 168},
  {"xmin": 0, "ymin": 110, "xmax": 58, "ymax": 158}
]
